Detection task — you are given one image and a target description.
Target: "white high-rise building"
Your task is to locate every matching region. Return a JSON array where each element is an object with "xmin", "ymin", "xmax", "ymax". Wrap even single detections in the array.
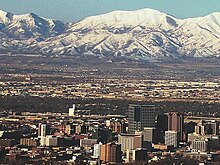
[
  {"xmin": 93, "ymin": 142, "xmax": 102, "ymax": 158},
  {"xmin": 38, "ymin": 124, "xmax": 48, "ymax": 137},
  {"xmin": 165, "ymin": 130, "xmax": 179, "ymax": 148},
  {"xmin": 69, "ymin": 104, "xmax": 75, "ymax": 117}
]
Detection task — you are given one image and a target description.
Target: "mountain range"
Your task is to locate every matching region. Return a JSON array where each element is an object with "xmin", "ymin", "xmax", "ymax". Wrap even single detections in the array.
[{"xmin": 1, "ymin": 8, "xmax": 220, "ymax": 60}]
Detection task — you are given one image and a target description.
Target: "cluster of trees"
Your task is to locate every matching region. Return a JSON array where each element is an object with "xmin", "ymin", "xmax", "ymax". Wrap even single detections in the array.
[{"xmin": 0, "ymin": 96, "xmax": 220, "ymax": 117}]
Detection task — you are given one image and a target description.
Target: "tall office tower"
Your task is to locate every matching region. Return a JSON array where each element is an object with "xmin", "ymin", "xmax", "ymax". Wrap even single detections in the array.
[
  {"xmin": 156, "ymin": 114, "xmax": 168, "ymax": 131},
  {"xmin": 128, "ymin": 105, "xmax": 158, "ymax": 134},
  {"xmin": 100, "ymin": 142, "xmax": 122, "ymax": 164},
  {"xmin": 156, "ymin": 114, "xmax": 168, "ymax": 143},
  {"xmin": 69, "ymin": 104, "xmax": 75, "ymax": 117},
  {"xmin": 38, "ymin": 123, "xmax": 49, "ymax": 137},
  {"xmin": 165, "ymin": 130, "xmax": 179, "ymax": 148},
  {"xmin": 167, "ymin": 112, "xmax": 184, "ymax": 141},
  {"xmin": 118, "ymin": 134, "xmax": 142, "ymax": 152}
]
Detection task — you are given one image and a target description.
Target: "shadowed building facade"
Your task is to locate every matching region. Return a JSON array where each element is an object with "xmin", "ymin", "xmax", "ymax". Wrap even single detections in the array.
[{"xmin": 128, "ymin": 105, "xmax": 159, "ymax": 134}]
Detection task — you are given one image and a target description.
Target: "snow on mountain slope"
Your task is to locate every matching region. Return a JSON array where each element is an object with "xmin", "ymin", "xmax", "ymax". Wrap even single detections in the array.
[
  {"xmin": 0, "ymin": 10, "xmax": 13, "ymax": 24},
  {"xmin": 0, "ymin": 10, "xmax": 67, "ymax": 40},
  {"xmin": 1, "ymin": 8, "xmax": 220, "ymax": 59},
  {"xmin": 71, "ymin": 8, "xmax": 178, "ymax": 31}
]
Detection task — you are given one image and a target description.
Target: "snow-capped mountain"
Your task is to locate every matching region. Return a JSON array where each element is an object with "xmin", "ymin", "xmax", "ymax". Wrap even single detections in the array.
[
  {"xmin": 1, "ymin": 8, "xmax": 220, "ymax": 59},
  {"xmin": 0, "ymin": 10, "xmax": 67, "ymax": 40}
]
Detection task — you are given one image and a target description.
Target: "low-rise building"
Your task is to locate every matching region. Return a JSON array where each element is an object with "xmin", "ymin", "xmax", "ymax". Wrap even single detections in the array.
[{"xmin": 191, "ymin": 139, "xmax": 208, "ymax": 152}]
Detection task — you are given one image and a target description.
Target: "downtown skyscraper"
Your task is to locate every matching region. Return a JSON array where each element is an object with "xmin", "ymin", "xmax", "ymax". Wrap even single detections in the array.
[{"xmin": 128, "ymin": 104, "xmax": 159, "ymax": 134}]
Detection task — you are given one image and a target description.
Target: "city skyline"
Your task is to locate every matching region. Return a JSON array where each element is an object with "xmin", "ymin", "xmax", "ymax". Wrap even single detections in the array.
[
  {"xmin": 1, "ymin": 0, "xmax": 220, "ymax": 22},
  {"xmin": 1, "ymin": 0, "xmax": 220, "ymax": 164}
]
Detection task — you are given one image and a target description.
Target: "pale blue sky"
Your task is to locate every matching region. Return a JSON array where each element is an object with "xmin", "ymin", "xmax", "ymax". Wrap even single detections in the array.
[{"xmin": 1, "ymin": 0, "xmax": 220, "ymax": 22}]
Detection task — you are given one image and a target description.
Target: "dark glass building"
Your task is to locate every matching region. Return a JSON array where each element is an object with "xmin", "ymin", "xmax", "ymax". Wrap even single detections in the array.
[{"xmin": 128, "ymin": 105, "xmax": 159, "ymax": 134}]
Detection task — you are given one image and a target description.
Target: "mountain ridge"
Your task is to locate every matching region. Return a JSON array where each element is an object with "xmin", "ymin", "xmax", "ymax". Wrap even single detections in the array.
[{"xmin": 0, "ymin": 8, "xmax": 220, "ymax": 60}]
